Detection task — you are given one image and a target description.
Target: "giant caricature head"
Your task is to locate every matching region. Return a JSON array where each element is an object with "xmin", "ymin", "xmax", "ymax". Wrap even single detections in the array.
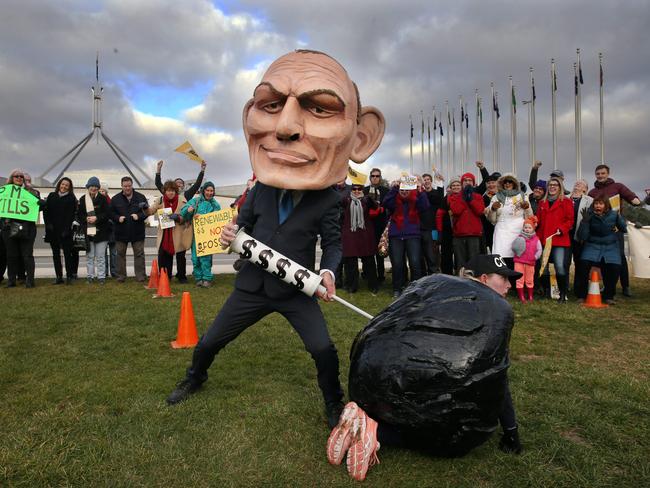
[{"xmin": 243, "ymin": 50, "xmax": 385, "ymax": 190}]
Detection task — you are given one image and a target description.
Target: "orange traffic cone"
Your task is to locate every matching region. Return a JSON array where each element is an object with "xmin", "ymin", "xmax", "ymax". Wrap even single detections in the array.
[
  {"xmin": 145, "ymin": 259, "xmax": 160, "ymax": 289},
  {"xmin": 583, "ymin": 270, "xmax": 608, "ymax": 308},
  {"xmin": 171, "ymin": 292, "xmax": 199, "ymax": 349},
  {"xmin": 154, "ymin": 268, "xmax": 174, "ymax": 298}
]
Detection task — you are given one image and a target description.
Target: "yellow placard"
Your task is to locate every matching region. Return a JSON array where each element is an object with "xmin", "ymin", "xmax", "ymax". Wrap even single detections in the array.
[
  {"xmin": 347, "ymin": 166, "xmax": 367, "ymax": 186},
  {"xmin": 193, "ymin": 208, "xmax": 237, "ymax": 257},
  {"xmin": 174, "ymin": 140, "xmax": 204, "ymax": 164},
  {"xmin": 609, "ymin": 194, "xmax": 621, "ymax": 212}
]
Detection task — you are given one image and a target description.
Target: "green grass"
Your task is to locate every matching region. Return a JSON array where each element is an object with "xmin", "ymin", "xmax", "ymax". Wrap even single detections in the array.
[{"xmin": 1, "ymin": 274, "xmax": 649, "ymax": 487}]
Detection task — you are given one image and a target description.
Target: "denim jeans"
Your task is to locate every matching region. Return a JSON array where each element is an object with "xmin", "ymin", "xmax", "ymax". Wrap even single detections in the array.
[
  {"xmin": 543, "ymin": 246, "xmax": 567, "ymax": 277},
  {"xmin": 87, "ymin": 240, "xmax": 108, "ymax": 279},
  {"xmin": 389, "ymin": 237, "xmax": 422, "ymax": 292}
]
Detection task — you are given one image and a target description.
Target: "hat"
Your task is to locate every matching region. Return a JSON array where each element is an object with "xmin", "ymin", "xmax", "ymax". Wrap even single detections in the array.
[
  {"xmin": 486, "ymin": 172, "xmax": 501, "ymax": 182},
  {"xmin": 461, "ymin": 172, "xmax": 476, "ymax": 185},
  {"xmin": 351, "ymin": 183, "xmax": 364, "ymax": 191},
  {"xmin": 524, "ymin": 216, "xmax": 538, "ymax": 229},
  {"xmin": 448, "ymin": 175, "xmax": 461, "ymax": 186},
  {"xmin": 550, "ymin": 169, "xmax": 564, "ymax": 178},
  {"xmin": 85, "ymin": 176, "xmax": 100, "ymax": 189},
  {"xmin": 465, "ymin": 254, "xmax": 523, "ymax": 279},
  {"xmin": 201, "ymin": 181, "xmax": 215, "ymax": 192},
  {"xmin": 534, "ymin": 179, "xmax": 547, "ymax": 191}
]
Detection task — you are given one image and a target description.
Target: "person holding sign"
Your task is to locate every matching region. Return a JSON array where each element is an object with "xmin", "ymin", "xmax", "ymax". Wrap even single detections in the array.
[
  {"xmin": 180, "ymin": 181, "xmax": 221, "ymax": 287},
  {"xmin": 1, "ymin": 169, "xmax": 42, "ymax": 288},
  {"xmin": 166, "ymin": 50, "xmax": 385, "ymax": 431},
  {"xmin": 147, "ymin": 180, "xmax": 193, "ymax": 283}
]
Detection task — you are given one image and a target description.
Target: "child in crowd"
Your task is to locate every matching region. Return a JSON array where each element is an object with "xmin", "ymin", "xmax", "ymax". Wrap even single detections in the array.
[{"xmin": 512, "ymin": 216, "xmax": 542, "ymax": 303}]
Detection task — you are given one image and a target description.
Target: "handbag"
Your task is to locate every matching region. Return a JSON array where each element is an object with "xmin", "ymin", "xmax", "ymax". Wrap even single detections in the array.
[
  {"xmin": 72, "ymin": 227, "xmax": 87, "ymax": 251},
  {"xmin": 377, "ymin": 221, "xmax": 391, "ymax": 257},
  {"xmin": 8, "ymin": 221, "xmax": 29, "ymax": 240}
]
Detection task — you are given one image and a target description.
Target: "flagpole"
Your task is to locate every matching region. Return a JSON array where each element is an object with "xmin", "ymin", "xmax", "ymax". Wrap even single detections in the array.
[
  {"xmin": 479, "ymin": 97, "xmax": 484, "ymax": 162},
  {"xmin": 464, "ymin": 102, "xmax": 470, "ymax": 166},
  {"xmin": 420, "ymin": 110, "xmax": 425, "ymax": 174},
  {"xmin": 409, "ymin": 114, "xmax": 413, "ymax": 173},
  {"xmin": 475, "ymin": 90, "xmax": 480, "ymax": 161},
  {"xmin": 551, "ymin": 58, "xmax": 558, "ymax": 170},
  {"xmin": 577, "ymin": 48, "xmax": 583, "ymax": 180},
  {"xmin": 524, "ymin": 100, "xmax": 532, "ymax": 169},
  {"xmin": 438, "ymin": 118, "xmax": 443, "ymax": 178},
  {"xmin": 445, "ymin": 100, "xmax": 451, "ymax": 176},
  {"xmin": 599, "ymin": 52, "xmax": 605, "ymax": 164},
  {"xmin": 452, "ymin": 108, "xmax": 456, "ymax": 176},
  {"xmin": 510, "ymin": 76, "xmax": 516, "ymax": 176},
  {"xmin": 427, "ymin": 116, "xmax": 431, "ymax": 171},
  {"xmin": 459, "ymin": 96, "xmax": 464, "ymax": 174},
  {"xmin": 530, "ymin": 67, "xmax": 536, "ymax": 165},
  {"xmin": 491, "ymin": 83, "xmax": 497, "ymax": 171},
  {"xmin": 432, "ymin": 105, "xmax": 437, "ymax": 168}
]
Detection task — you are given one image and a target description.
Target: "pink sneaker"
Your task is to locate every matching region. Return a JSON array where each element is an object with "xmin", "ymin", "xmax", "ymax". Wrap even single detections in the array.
[
  {"xmin": 326, "ymin": 401, "xmax": 361, "ymax": 465},
  {"xmin": 346, "ymin": 409, "xmax": 380, "ymax": 481}
]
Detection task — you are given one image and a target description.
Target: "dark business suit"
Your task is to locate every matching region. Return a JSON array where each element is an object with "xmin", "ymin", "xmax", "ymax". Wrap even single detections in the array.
[{"xmin": 186, "ymin": 182, "xmax": 344, "ymax": 404}]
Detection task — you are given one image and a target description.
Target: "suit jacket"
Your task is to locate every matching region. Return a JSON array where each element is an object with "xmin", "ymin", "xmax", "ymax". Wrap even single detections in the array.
[{"xmin": 235, "ymin": 182, "xmax": 342, "ymax": 300}]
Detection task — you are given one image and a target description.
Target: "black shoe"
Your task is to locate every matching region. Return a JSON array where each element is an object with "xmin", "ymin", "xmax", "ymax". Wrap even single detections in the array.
[
  {"xmin": 166, "ymin": 379, "xmax": 201, "ymax": 405},
  {"xmin": 499, "ymin": 428, "xmax": 523, "ymax": 454},
  {"xmin": 53, "ymin": 277, "xmax": 64, "ymax": 285},
  {"xmin": 6, "ymin": 280, "xmax": 16, "ymax": 288},
  {"xmin": 325, "ymin": 400, "xmax": 344, "ymax": 429},
  {"xmin": 177, "ymin": 277, "xmax": 188, "ymax": 284},
  {"xmin": 25, "ymin": 281, "xmax": 35, "ymax": 289},
  {"xmin": 622, "ymin": 287, "xmax": 632, "ymax": 297},
  {"xmin": 66, "ymin": 277, "xmax": 73, "ymax": 285}
]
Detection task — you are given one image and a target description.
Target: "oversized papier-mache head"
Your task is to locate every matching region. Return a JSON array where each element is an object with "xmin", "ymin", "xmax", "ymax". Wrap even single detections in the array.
[{"xmin": 243, "ymin": 50, "xmax": 385, "ymax": 190}]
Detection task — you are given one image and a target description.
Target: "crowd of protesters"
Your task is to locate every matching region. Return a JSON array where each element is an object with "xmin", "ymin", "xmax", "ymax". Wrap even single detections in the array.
[{"xmin": 1, "ymin": 161, "xmax": 647, "ymax": 305}]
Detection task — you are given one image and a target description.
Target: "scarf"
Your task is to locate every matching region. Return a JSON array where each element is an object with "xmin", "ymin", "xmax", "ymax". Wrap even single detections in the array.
[
  {"xmin": 58, "ymin": 191, "xmax": 69, "ymax": 198},
  {"xmin": 349, "ymin": 195, "xmax": 365, "ymax": 232},
  {"xmin": 520, "ymin": 229, "xmax": 536, "ymax": 239},
  {"xmin": 496, "ymin": 188, "xmax": 522, "ymax": 204},
  {"xmin": 161, "ymin": 193, "xmax": 179, "ymax": 255},
  {"xmin": 392, "ymin": 190, "xmax": 419, "ymax": 230},
  {"xmin": 84, "ymin": 193, "xmax": 97, "ymax": 237}
]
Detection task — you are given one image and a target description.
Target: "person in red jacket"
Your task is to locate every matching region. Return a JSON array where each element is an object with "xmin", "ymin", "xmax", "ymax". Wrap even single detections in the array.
[
  {"xmin": 587, "ymin": 164, "xmax": 641, "ymax": 297},
  {"xmin": 535, "ymin": 177, "xmax": 574, "ymax": 301},
  {"xmin": 448, "ymin": 172, "xmax": 485, "ymax": 272}
]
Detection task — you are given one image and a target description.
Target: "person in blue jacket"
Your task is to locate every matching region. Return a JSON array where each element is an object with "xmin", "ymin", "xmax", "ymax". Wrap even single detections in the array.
[
  {"xmin": 181, "ymin": 181, "xmax": 221, "ymax": 287},
  {"xmin": 577, "ymin": 195, "xmax": 627, "ymax": 304}
]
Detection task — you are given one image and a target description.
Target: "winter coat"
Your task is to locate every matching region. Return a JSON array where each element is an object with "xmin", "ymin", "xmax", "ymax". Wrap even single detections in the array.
[
  {"xmin": 148, "ymin": 195, "xmax": 193, "ymax": 253},
  {"xmin": 578, "ymin": 209, "xmax": 626, "ymax": 265},
  {"xmin": 341, "ymin": 195, "xmax": 377, "ymax": 257},
  {"xmin": 447, "ymin": 191, "xmax": 484, "ymax": 237},
  {"xmin": 43, "ymin": 191, "xmax": 78, "ymax": 245},
  {"xmin": 513, "ymin": 233, "xmax": 542, "ymax": 266},
  {"xmin": 587, "ymin": 178, "xmax": 638, "ymax": 214},
  {"xmin": 109, "ymin": 190, "xmax": 149, "ymax": 243},
  {"xmin": 487, "ymin": 186, "xmax": 533, "ymax": 258},
  {"xmin": 571, "ymin": 194, "xmax": 593, "ymax": 239},
  {"xmin": 383, "ymin": 187, "xmax": 429, "ymax": 240},
  {"xmin": 78, "ymin": 192, "xmax": 111, "ymax": 243},
  {"xmin": 535, "ymin": 197, "xmax": 574, "ymax": 247},
  {"xmin": 180, "ymin": 194, "xmax": 222, "ymax": 223},
  {"xmin": 420, "ymin": 187, "xmax": 444, "ymax": 231}
]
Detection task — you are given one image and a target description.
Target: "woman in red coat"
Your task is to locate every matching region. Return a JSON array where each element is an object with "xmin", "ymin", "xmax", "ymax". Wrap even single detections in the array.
[
  {"xmin": 535, "ymin": 177, "xmax": 574, "ymax": 301},
  {"xmin": 342, "ymin": 184, "xmax": 379, "ymax": 294}
]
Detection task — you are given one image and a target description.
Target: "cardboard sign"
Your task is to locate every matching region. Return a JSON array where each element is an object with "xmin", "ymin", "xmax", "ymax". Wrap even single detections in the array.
[
  {"xmin": 0, "ymin": 184, "xmax": 40, "ymax": 222},
  {"xmin": 400, "ymin": 173, "xmax": 418, "ymax": 190},
  {"xmin": 157, "ymin": 207, "xmax": 175, "ymax": 229},
  {"xmin": 194, "ymin": 208, "xmax": 236, "ymax": 257},
  {"xmin": 609, "ymin": 194, "xmax": 621, "ymax": 212},
  {"xmin": 347, "ymin": 166, "xmax": 367, "ymax": 186}
]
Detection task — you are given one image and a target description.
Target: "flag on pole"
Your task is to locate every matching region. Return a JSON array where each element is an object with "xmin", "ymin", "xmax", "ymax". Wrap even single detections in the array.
[
  {"xmin": 512, "ymin": 85, "xmax": 517, "ymax": 114},
  {"xmin": 553, "ymin": 68, "xmax": 558, "ymax": 91},
  {"xmin": 465, "ymin": 112, "xmax": 469, "ymax": 128},
  {"xmin": 461, "ymin": 105, "xmax": 465, "ymax": 126},
  {"xmin": 174, "ymin": 141, "xmax": 204, "ymax": 164},
  {"xmin": 433, "ymin": 114, "xmax": 437, "ymax": 132},
  {"xmin": 410, "ymin": 120, "xmax": 414, "ymax": 138},
  {"xmin": 347, "ymin": 166, "xmax": 367, "ymax": 186},
  {"xmin": 532, "ymin": 76, "xmax": 536, "ymax": 102},
  {"xmin": 427, "ymin": 118, "xmax": 431, "ymax": 140},
  {"xmin": 579, "ymin": 60, "xmax": 584, "ymax": 85},
  {"xmin": 439, "ymin": 121, "xmax": 443, "ymax": 136},
  {"xmin": 448, "ymin": 110, "xmax": 451, "ymax": 125},
  {"xmin": 600, "ymin": 61, "xmax": 603, "ymax": 87},
  {"xmin": 493, "ymin": 94, "xmax": 500, "ymax": 119},
  {"xmin": 574, "ymin": 69, "xmax": 578, "ymax": 96},
  {"xmin": 452, "ymin": 114, "xmax": 456, "ymax": 132}
]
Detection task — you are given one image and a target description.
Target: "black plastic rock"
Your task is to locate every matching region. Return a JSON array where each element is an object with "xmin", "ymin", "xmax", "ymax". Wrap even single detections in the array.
[{"xmin": 348, "ymin": 274, "xmax": 514, "ymax": 457}]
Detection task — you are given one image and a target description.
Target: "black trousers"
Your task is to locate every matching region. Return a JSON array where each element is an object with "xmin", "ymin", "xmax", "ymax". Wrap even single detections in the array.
[
  {"xmin": 343, "ymin": 256, "xmax": 378, "ymax": 292},
  {"xmin": 175, "ymin": 250, "xmax": 187, "ymax": 280},
  {"xmin": 440, "ymin": 234, "xmax": 454, "ymax": 275},
  {"xmin": 0, "ymin": 232, "xmax": 6, "ymax": 281},
  {"xmin": 50, "ymin": 239, "xmax": 75, "ymax": 279},
  {"xmin": 4, "ymin": 234, "xmax": 35, "ymax": 285},
  {"xmin": 186, "ymin": 288, "xmax": 343, "ymax": 405},
  {"xmin": 618, "ymin": 233, "xmax": 629, "ymax": 289},
  {"xmin": 420, "ymin": 230, "xmax": 440, "ymax": 274},
  {"xmin": 158, "ymin": 247, "xmax": 175, "ymax": 278}
]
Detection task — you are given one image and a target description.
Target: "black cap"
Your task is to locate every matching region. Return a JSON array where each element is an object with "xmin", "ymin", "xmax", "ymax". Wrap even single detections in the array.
[
  {"xmin": 465, "ymin": 254, "xmax": 523, "ymax": 279},
  {"xmin": 486, "ymin": 172, "xmax": 501, "ymax": 182}
]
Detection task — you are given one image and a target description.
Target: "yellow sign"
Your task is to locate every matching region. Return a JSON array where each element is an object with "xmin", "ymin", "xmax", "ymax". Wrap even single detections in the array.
[
  {"xmin": 609, "ymin": 194, "xmax": 621, "ymax": 212},
  {"xmin": 347, "ymin": 166, "xmax": 367, "ymax": 186},
  {"xmin": 193, "ymin": 208, "xmax": 237, "ymax": 257},
  {"xmin": 174, "ymin": 140, "xmax": 204, "ymax": 164}
]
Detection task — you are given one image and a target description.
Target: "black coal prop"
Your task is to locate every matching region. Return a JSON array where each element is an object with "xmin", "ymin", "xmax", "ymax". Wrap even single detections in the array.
[{"xmin": 348, "ymin": 274, "xmax": 514, "ymax": 457}]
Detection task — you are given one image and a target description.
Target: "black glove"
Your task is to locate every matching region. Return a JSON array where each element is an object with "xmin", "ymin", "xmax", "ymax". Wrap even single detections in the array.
[
  {"xmin": 463, "ymin": 185, "xmax": 474, "ymax": 202},
  {"xmin": 580, "ymin": 208, "xmax": 591, "ymax": 223},
  {"xmin": 138, "ymin": 201, "xmax": 149, "ymax": 210},
  {"xmin": 170, "ymin": 213, "xmax": 181, "ymax": 222}
]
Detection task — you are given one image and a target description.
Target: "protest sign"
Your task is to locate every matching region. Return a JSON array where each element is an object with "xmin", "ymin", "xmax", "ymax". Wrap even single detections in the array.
[
  {"xmin": 399, "ymin": 173, "xmax": 418, "ymax": 190},
  {"xmin": 0, "ymin": 184, "xmax": 40, "ymax": 222},
  {"xmin": 157, "ymin": 207, "xmax": 175, "ymax": 229},
  {"xmin": 194, "ymin": 208, "xmax": 236, "ymax": 257},
  {"xmin": 628, "ymin": 225, "xmax": 650, "ymax": 278},
  {"xmin": 174, "ymin": 140, "xmax": 204, "ymax": 164},
  {"xmin": 347, "ymin": 166, "xmax": 367, "ymax": 186}
]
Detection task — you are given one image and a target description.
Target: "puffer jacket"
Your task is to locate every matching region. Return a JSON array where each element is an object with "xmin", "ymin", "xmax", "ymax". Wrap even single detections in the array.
[{"xmin": 578, "ymin": 209, "xmax": 626, "ymax": 264}]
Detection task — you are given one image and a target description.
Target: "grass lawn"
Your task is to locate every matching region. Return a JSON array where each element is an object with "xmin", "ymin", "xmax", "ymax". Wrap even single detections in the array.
[{"xmin": 1, "ymin": 273, "xmax": 648, "ymax": 487}]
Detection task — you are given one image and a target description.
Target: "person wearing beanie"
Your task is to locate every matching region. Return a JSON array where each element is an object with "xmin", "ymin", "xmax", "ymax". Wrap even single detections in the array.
[
  {"xmin": 78, "ymin": 176, "xmax": 110, "ymax": 284},
  {"xmin": 447, "ymin": 172, "xmax": 485, "ymax": 271},
  {"xmin": 181, "ymin": 181, "xmax": 221, "ymax": 287},
  {"xmin": 512, "ymin": 216, "xmax": 542, "ymax": 302},
  {"xmin": 486, "ymin": 174, "xmax": 533, "ymax": 282}
]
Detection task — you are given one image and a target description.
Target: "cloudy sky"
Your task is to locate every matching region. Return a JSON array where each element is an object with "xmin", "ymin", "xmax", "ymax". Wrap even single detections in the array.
[{"xmin": 1, "ymin": 0, "xmax": 648, "ymax": 196}]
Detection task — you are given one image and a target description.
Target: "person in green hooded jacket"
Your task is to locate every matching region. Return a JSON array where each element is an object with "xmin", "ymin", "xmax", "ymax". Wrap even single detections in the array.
[{"xmin": 180, "ymin": 181, "xmax": 221, "ymax": 287}]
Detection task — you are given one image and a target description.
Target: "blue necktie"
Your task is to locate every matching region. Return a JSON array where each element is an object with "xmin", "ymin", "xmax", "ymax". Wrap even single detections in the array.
[{"xmin": 278, "ymin": 190, "xmax": 293, "ymax": 224}]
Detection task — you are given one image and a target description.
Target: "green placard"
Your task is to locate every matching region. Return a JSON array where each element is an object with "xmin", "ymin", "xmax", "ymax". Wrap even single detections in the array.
[{"xmin": 0, "ymin": 184, "xmax": 40, "ymax": 222}]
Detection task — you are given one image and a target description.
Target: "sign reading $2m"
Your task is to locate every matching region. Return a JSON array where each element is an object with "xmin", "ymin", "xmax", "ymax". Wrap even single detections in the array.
[
  {"xmin": 0, "ymin": 184, "xmax": 40, "ymax": 222},
  {"xmin": 194, "ymin": 208, "xmax": 237, "ymax": 257}
]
